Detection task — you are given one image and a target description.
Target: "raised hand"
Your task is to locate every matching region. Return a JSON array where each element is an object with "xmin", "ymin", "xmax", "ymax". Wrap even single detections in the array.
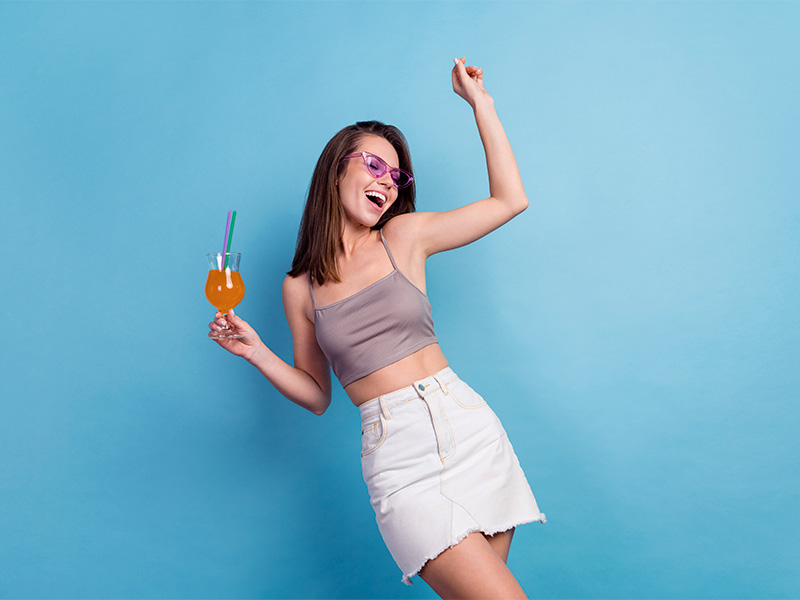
[
  {"xmin": 209, "ymin": 308, "xmax": 263, "ymax": 362},
  {"xmin": 451, "ymin": 57, "xmax": 492, "ymax": 108}
]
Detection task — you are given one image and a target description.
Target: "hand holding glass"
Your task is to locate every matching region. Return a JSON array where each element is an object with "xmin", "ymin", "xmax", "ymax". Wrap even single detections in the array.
[{"xmin": 205, "ymin": 252, "xmax": 245, "ymax": 339}]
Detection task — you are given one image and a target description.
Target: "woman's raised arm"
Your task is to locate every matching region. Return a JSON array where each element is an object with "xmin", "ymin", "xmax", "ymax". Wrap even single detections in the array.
[{"xmin": 399, "ymin": 58, "xmax": 529, "ymax": 257}]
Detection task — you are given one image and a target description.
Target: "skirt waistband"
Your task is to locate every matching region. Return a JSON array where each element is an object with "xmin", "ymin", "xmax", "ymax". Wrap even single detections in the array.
[{"xmin": 358, "ymin": 367, "xmax": 459, "ymax": 425}]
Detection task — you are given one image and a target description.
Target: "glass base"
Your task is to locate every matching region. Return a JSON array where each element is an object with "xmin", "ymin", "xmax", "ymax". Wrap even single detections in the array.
[{"xmin": 209, "ymin": 329, "xmax": 243, "ymax": 340}]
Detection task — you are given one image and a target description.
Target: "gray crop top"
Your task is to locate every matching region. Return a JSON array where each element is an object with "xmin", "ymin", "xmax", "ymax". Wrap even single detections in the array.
[{"xmin": 309, "ymin": 230, "xmax": 439, "ymax": 387}]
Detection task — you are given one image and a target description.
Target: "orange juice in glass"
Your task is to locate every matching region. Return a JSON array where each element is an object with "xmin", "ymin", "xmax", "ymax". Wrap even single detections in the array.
[{"xmin": 206, "ymin": 252, "xmax": 245, "ymax": 339}]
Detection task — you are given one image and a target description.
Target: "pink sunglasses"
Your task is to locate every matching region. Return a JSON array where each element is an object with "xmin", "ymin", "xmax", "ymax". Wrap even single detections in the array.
[{"xmin": 341, "ymin": 152, "xmax": 414, "ymax": 189}]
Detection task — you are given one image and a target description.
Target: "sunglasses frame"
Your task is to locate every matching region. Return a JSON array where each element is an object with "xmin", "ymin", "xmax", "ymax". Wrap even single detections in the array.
[{"xmin": 340, "ymin": 151, "xmax": 414, "ymax": 189}]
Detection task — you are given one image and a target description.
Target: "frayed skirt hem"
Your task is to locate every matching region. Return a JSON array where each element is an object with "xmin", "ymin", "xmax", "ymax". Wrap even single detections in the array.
[{"xmin": 400, "ymin": 512, "xmax": 547, "ymax": 585}]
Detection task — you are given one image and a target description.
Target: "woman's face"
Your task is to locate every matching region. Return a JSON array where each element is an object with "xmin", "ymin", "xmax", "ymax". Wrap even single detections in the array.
[{"xmin": 337, "ymin": 134, "xmax": 400, "ymax": 229}]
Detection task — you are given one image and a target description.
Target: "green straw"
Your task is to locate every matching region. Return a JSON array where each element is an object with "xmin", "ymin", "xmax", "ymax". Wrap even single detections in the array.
[{"xmin": 223, "ymin": 210, "xmax": 237, "ymax": 269}]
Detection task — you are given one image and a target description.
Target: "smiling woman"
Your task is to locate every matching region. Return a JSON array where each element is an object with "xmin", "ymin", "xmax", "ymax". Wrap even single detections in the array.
[
  {"xmin": 290, "ymin": 121, "xmax": 417, "ymax": 287},
  {"xmin": 207, "ymin": 58, "xmax": 545, "ymax": 598}
]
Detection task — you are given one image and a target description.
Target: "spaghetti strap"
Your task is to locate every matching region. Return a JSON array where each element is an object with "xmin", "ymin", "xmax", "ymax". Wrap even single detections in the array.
[
  {"xmin": 307, "ymin": 271, "xmax": 317, "ymax": 308},
  {"xmin": 380, "ymin": 229, "xmax": 399, "ymax": 270}
]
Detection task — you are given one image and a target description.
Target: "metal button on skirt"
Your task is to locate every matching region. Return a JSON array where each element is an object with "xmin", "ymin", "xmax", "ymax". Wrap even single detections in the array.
[{"xmin": 359, "ymin": 367, "xmax": 546, "ymax": 585}]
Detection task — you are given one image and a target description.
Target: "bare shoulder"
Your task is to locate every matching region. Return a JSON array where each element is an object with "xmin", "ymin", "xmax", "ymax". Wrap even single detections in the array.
[
  {"xmin": 282, "ymin": 272, "xmax": 307, "ymax": 295},
  {"xmin": 382, "ymin": 212, "xmax": 435, "ymax": 256},
  {"xmin": 382, "ymin": 211, "xmax": 432, "ymax": 238},
  {"xmin": 381, "ymin": 213, "xmax": 436, "ymax": 281},
  {"xmin": 282, "ymin": 273, "xmax": 313, "ymax": 321}
]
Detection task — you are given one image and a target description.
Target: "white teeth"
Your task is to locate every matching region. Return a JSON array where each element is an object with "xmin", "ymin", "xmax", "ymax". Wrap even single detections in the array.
[{"xmin": 365, "ymin": 190, "xmax": 387, "ymax": 206}]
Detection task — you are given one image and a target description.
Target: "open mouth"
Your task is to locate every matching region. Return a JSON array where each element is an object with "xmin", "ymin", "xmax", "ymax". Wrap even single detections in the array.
[{"xmin": 365, "ymin": 190, "xmax": 387, "ymax": 209}]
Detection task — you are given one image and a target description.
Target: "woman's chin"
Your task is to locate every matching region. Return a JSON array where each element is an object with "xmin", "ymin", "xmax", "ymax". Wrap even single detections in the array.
[{"xmin": 344, "ymin": 213, "xmax": 381, "ymax": 231}]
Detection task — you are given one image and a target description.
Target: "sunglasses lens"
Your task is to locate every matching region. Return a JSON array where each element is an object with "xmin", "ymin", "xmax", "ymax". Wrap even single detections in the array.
[
  {"xmin": 364, "ymin": 154, "xmax": 386, "ymax": 178},
  {"xmin": 391, "ymin": 171, "xmax": 411, "ymax": 188},
  {"xmin": 362, "ymin": 153, "xmax": 412, "ymax": 188}
]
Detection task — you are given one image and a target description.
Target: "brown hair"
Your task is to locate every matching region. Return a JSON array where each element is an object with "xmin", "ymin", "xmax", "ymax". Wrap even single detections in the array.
[{"xmin": 288, "ymin": 121, "xmax": 416, "ymax": 285}]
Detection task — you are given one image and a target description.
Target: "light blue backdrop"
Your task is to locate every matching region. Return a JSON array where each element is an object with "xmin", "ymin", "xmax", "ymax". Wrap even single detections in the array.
[{"xmin": 1, "ymin": 1, "xmax": 798, "ymax": 598}]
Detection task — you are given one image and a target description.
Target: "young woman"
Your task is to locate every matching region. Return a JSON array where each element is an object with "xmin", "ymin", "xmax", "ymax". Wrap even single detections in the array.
[{"xmin": 209, "ymin": 58, "xmax": 546, "ymax": 599}]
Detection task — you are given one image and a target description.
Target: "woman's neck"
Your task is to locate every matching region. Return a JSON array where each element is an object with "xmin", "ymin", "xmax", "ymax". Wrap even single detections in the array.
[{"xmin": 340, "ymin": 222, "xmax": 375, "ymax": 259}]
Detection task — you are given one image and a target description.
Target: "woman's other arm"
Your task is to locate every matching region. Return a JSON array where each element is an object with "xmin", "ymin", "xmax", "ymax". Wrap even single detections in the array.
[{"xmin": 209, "ymin": 275, "xmax": 332, "ymax": 415}]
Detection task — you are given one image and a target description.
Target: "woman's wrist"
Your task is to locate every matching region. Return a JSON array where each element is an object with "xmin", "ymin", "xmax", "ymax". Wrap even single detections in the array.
[
  {"xmin": 471, "ymin": 93, "xmax": 495, "ymax": 113},
  {"xmin": 245, "ymin": 341, "xmax": 266, "ymax": 365}
]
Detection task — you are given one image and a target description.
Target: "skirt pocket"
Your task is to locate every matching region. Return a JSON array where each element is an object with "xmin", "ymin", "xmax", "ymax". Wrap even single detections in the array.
[
  {"xmin": 446, "ymin": 380, "xmax": 488, "ymax": 410},
  {"xmin": 361, "ymin": 413, "xmax": 388, "ymax": 457}
]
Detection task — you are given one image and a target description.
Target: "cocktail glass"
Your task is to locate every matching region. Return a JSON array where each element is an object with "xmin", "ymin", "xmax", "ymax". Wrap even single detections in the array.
[{"xmin": 205, "ymin": 252, "xmax": 245, "ymax": 339}]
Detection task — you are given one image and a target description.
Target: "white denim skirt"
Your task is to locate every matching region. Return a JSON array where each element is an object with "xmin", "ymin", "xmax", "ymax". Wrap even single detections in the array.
[{"xmin": 359, "ymin": 367, "xmax": 546, "ymax": 585}]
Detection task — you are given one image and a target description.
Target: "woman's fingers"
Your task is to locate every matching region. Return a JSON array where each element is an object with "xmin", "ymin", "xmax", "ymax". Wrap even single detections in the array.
[
  {"xmin": 464, "ymin": 64, "xmax": 483, "ymax": 83},
  {"xmin": 209, "ymin": 309, "xmax": 242, "ymax": 334},
  {"xmin": 207, "ymin": 309, "xmax": 262, "ymax": 362},
  {"xmin": 453, "ymin": 57, "xmax": 484, "ymax": 89},
  {"xmin": 452, "ymin": 56, "xmax": 488, "ymax": 108},
  {"xmin": 209, "ymin": 312, "xmax": 224, "ymax": 332},
  {"xmin": 452, "ymin": 57, "xmax": 467, "ymax": 81},
  {"xmin": 226, "ymin": 308, "xmax": 247, "ymax": 331},
  {"xmin": 454, "ymin": 57, "xmax": 481, "ymax": 76},
  {"xmin": 473, "ymin": 66, "xmax": 484, "ymax": 89},
  {"xmin": 225, "ymin": 309, "xmax": 260, "ymax": 344}
]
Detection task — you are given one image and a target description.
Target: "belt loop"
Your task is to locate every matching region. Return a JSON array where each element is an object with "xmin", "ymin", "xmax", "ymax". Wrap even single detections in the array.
[
  {"xmin": 379, "ymin": 395, "xmax": 391, "ymax": 420},
  {"xmin": 433, "ymin": 374, "xmax": 449, "ymax": 395}
]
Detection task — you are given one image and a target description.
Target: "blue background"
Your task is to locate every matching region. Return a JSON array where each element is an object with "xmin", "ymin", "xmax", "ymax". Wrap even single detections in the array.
[{"xmin": 1, "ymin": 1, "xmax": 798, "ymax": 598}]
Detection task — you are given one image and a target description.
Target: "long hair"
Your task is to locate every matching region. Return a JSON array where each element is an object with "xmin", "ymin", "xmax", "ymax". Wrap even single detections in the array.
[{"xmin": 288, "ymin": 121, "xmax": 416, "ymax": 286}]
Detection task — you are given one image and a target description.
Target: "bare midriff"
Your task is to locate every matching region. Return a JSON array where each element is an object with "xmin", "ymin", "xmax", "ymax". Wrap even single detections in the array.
[{"xmin": 345, "ymin": 343, "xmax": 449, "ymax": 407}]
